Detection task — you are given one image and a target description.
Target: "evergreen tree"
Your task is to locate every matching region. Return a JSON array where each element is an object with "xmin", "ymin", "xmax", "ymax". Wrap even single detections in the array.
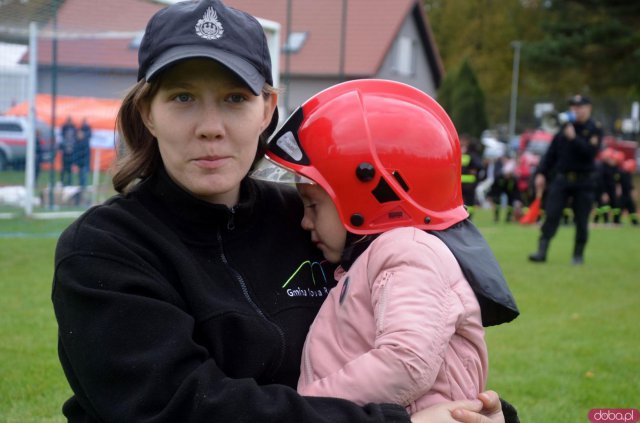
[
  {"xmin": 444, "ymin": 59, "xmax": 489, "ymax": 139},
  {"xmin": 436, "ymin": 68, "xmax": 455, "ymax": 117}
]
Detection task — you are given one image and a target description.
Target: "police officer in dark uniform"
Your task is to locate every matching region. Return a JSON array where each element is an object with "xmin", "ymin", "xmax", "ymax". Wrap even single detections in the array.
[{"xmin": 528, "ymin": 94, "xmax": 603, "ymax": 264}]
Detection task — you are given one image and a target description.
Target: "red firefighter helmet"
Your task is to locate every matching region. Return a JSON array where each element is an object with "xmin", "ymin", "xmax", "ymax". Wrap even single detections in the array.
[
  {"xmin": 599, "ymin": 147, "xmax": 615, "ymax": 162},
  {"xmin": 262, "ymin": 79, "xmax": 468, "ymax": 234},
  {"xmin": 613, "ymin": 150, "xmax": 626, "ymax": 165},
  {"xmin": 622, "ymin": 159, "xmax": 637, "ymax": 173}
]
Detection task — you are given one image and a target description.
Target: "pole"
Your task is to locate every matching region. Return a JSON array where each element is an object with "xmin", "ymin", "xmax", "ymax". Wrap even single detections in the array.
[
  {"xmin": 48, "ymin": 0, "xmax": 60, "ymax": 209},
  {"xmin": 338, "ymin": 0, "xmax": 348, "ymax": 81},
  {"xmin": 283, "ymin": 0, "xmax": 292, "ymax": 115},
  {"xmin": 508, "ymin": 41, "xmax": 521, "ymax": 143},
  {"xmin": 25, "ymin": 22, "xmax": 38, "ymax": 216}
]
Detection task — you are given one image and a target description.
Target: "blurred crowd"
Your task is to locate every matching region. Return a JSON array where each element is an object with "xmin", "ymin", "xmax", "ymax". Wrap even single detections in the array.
[{"xmin": 459, "ymin": 133, "xmax": 638, "ymax": 226}]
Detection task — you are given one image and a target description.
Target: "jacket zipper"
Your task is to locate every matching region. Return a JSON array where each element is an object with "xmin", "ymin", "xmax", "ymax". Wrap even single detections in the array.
[
  {"xmin": 302, "ymin": 320, "xmax": 315, "ymax": 385},
  {"xmin": 216, "ymin": 228, "xmax": 287, "ymax": 376},
  {"xmin": 227, "ymin": 206, "xmax": 236, "ymax": 231}
]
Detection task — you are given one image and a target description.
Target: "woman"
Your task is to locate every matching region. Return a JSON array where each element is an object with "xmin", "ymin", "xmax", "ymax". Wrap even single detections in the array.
[{"xmin": 52, "ymin": 1, "xmax": 508, "ymax": 421}]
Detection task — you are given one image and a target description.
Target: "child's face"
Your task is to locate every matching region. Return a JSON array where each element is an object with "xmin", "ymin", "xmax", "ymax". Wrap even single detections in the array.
[{"xmin": 297, "ymin": 184, "xmax": 347, "ymax": 263}]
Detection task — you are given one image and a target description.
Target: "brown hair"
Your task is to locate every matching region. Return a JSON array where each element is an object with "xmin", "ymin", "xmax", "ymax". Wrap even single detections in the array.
[{"xmin": 112, "ymin": 79, "xmax": 278, "ymax": 194}]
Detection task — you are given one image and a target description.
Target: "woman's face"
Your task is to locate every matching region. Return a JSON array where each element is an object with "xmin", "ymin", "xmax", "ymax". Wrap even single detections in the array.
[
  {"xmin": 142, "ymin": 59, "xmax": 277, "ymax": 206},
  {"xmin": 298, "ymin": 184, "xmax": 347, "ymax": 263}
]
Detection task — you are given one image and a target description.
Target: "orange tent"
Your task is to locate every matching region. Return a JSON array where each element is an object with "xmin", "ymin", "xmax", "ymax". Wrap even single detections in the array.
[{"xmin": 5, "ymin": 94, "xmax": 121, "ymax": 171}]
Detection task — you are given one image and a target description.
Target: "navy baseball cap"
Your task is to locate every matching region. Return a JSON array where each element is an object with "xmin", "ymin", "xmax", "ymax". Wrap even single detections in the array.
[
  {"xmin": 568, "ymin": 94, "xmax": 591, "ymax": 106},
  {"xmin": 137, "ymin": 0, "xmax": 273, "ymax": 96}
]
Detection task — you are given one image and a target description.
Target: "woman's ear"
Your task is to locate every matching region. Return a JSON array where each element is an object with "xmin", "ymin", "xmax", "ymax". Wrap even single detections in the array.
[
  {"xmin": 261, "ymin": 93, "xmax": 278, "ymax": 132},
  {"xmin": 140, "ymin": 101, "xmax": 156, "ymax": 137}
]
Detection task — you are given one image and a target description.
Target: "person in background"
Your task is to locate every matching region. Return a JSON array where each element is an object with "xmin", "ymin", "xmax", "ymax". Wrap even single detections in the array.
[
  {"xmin": 59, "ymin": 116, "xmax": 77, "ymax": 186},
  {"xmin": 488, "ymin": 156, "xmax": 521, "ymax": 223},
  {"xmin": 610, "ymin": 150, "xmax": 626, "ymax": 225},
  {"xmin": 254, "ymin": 79, "xmax": 519, "ymax": 419},
  {"xmin": 475, "ymin": 156, "xmax": 497, "ymax": 210},
  {"xmin": 460, "ymin": 134, "xmax": 484, "ymax": 220},
  {"xmin": 34, "ymin": 129, "xmax": 44, "ymax": 183},
  {"xmin": 619, "ymin": 158, "xmax": 639, "ymax": 225},
  {"xmin": 593, "ymin": 148, "xmax": 621, "ymax": 224},
  {"xmin": 528, "ymin": 94, "xmax": 603, "ymax": 265},
  {"xmin": 74, "ymin": 117, "xmax": 92, "ymax": 203},
  {"xmin": 51, "ymin": 1, "xmax": 507, "ymax": 422}
]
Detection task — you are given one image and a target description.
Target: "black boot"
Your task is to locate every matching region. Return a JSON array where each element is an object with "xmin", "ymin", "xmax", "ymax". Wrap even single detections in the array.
[
  {"xmin": 572, "ymin": 242, "xmax": 586, "ymax": 265},
  {"xmin": 529, "ymin": 238, "xmax": 550, "ymax": 263}
]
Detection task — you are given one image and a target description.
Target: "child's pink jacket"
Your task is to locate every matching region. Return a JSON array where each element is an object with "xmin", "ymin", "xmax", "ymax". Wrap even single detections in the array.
[{"xmin": 298, "ymin": 227, "xmax": 488, "ymax": 413}]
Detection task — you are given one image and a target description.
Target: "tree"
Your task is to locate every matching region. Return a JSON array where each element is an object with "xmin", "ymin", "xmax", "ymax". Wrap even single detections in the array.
[
  {"xmin": 523, "ymin": 0, "xmax": 640, "ymax": 98},
  {"xmin": 439, "ymin": 59, "xmax": 489, "ymax": 139},
  {"xmin": 424, "ymin": 0, "xmax": 547, "ymax": 127},
  {"xmin": 436, "ymin": 66, "xmax": 455, "ymax": 116}
]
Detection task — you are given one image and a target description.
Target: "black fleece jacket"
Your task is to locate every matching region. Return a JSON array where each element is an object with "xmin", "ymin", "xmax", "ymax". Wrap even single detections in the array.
[{"xmin": 52, "ymin": 167, "xmax": 410, "ymax": 422}]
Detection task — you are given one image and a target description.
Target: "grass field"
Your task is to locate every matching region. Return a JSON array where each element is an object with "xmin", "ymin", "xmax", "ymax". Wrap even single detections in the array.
[{"xmin": 0, "ymin": 209, "xmax": 638, "ymax": 422}]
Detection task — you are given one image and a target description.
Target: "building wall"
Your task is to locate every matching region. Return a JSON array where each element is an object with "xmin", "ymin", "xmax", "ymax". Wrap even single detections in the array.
[
  {"xmin": 37, "ymin": 69, "xmax": 135, "ymax": 100},
  {"xmin": 277, "ymin": 13, "xmax": 437, "ymax": 121},
  {"xmin": 0, "ymin": 67, "xmax": 28, "ymax": 112},
  {"xmin": 377, "ymin": 13, "xmax": 437, "ymax": 97},
  {"xmin": 280, "ymin": 76, "xmax": 344, "ymax": 117}
]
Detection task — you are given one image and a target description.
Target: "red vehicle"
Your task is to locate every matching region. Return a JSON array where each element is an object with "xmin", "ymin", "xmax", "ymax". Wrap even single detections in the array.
[
  {"xmin": 601, "ymin": 135, "xmax": 638, "ymax": 162},
  {"xmin": 516, "ymin": 129, "xmax": 554, "ymax": 203}
]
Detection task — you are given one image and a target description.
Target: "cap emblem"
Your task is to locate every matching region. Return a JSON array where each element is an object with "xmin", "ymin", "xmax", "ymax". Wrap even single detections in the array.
[{"xmin": 195, "ymin": 7, "xmax": 224, "ymax": 40}]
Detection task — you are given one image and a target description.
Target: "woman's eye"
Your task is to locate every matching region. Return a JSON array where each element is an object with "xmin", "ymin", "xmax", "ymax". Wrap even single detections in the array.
[
  {"xmin": 227, "ymin": 93, "xmax": 247, "ymax": 104},
  {"xmin": 174, "ymin": 93, "xmax": 192, "ymax": 103},
  {"xmin": 304, "ymin": 203, "xmax": 316, "ymax": 209}
]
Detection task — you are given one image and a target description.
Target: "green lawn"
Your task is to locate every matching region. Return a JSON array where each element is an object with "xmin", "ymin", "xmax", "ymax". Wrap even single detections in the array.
[
  {"xmin": 0, "ymin": 233, "xmax": 72, "ymax": 423},
  {"xmin": 0, "ymin": 209, "xmax": 638, "ymax": 422}
]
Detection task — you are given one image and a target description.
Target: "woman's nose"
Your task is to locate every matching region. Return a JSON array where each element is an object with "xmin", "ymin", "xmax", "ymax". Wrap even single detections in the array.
[{"xmin": 196, "ymin": 103, "xmax": 225, "ymax": 140}]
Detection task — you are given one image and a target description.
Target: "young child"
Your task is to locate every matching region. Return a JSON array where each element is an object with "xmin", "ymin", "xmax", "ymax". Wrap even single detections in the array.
[{"xmin": 252, "ymin": 79, "xmax": 519, "ymax": 413}]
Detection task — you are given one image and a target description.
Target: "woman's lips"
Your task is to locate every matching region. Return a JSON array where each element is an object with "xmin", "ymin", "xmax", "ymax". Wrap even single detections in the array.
[{"xmin": 193, "ymin": 156, "xmax": 230, "ymax": 169}]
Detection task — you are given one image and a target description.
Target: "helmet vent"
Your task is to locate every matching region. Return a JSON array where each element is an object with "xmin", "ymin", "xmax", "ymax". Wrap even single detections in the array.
[
  {"xmin": 371, "ymin": 178, "xmax": 400, "ymax": 203},
  {"xmin": 392, "ymin": 171, "xmax": 410, "ymax": 192}
]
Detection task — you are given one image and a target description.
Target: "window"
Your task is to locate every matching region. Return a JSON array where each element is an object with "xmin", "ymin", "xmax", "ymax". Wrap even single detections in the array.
[
  {"xmin": 0, "ymin": 122, "xmax": 22, "ymax": 132},
  {"xmin": 282, "ymin": 32, "xmax": 308, "ymax": 54},
  {"xmin": 130, "ymin": 32, "xmax": 144, "ymax": 50},
  {"xmin": 394, "ymin": 36, "xmax": 416, "ymax": 76}
]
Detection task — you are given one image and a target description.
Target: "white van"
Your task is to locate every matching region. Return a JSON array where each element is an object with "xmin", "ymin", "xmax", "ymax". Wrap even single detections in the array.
[{"xmin": 0, "ymin": 116, "xmax": 52, "ymax": 170}]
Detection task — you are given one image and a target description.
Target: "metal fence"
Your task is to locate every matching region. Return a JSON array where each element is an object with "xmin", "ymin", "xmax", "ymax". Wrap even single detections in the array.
[{"xmin": 0, "ymin": 1, "xmax": 158, "ymax": 222}]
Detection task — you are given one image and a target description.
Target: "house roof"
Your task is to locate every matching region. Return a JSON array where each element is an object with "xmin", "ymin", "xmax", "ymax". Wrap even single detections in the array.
[
  {"xmin": 227, "ymin": 0, "xmax": 442, "ymax": 79},
  {"xmin": 34, "ymin": 0, "xmax": 164, "ymax": 70},
  {"xmin": 30, "ymin": 0, "xmax": 443, "ymax": 82}
]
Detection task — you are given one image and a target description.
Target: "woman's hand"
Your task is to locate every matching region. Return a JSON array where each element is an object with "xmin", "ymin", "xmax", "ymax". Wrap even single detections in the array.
[{"xmin": 410, "ymin": 391, "xmax": 504, "ymax": 423}]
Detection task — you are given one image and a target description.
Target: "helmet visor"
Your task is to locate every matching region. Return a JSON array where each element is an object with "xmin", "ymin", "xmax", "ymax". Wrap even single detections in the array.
[{"xmin": 250, "ymin": 158, "xmax": 315, "ymax": 185}]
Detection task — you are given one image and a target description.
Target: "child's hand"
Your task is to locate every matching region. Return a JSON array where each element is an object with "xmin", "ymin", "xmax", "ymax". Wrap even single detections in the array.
[
  {"xmin": 451, "ymin": 391, "xmax": 505, "ymax": 423},
  {"xmin": 411, "ymin": 398, "xmax": 484, "ymax": 423}
]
